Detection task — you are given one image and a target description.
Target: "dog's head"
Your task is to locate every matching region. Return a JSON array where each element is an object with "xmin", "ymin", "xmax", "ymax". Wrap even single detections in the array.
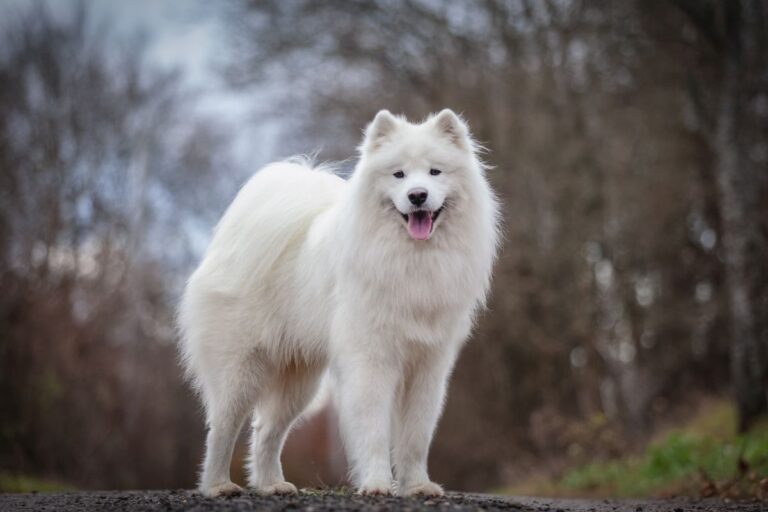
[{"xmin": 356, "ymin": 109, "xmax": 482, "ymax": 241}]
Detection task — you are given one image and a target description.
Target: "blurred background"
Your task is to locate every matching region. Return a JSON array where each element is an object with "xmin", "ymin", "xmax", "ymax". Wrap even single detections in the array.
[{"xmin": 1, "ymin": 0, "xmax": 767, "ymax": 500}]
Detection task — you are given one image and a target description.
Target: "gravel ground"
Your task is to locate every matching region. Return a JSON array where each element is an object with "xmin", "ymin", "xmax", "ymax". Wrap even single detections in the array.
[{"xmin": 0, "ymin": 490, "xmax": 765, "ymax": 512}]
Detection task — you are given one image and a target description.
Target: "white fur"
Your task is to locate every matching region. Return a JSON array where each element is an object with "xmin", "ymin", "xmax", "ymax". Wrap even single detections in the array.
[{"xmin": 178, "ymin": 109, "xmax": 500, "ymax": 497}]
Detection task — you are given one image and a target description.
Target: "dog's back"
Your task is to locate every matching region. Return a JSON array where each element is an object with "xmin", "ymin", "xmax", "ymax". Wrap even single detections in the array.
[{"xmin": 178, "ymin": 161, "xmax": 344, "ymax": 390}]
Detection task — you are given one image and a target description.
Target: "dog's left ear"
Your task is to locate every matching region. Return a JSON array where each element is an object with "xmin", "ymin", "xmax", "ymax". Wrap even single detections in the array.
[{"xmin": 433, "ymin": 109, "xmax": 471, "ymax": 150}]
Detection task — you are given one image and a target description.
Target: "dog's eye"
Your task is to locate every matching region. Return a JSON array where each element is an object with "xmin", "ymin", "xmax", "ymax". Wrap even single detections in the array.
[
  {"xmin": 393, "ymin": 170, "xmax": 405, "ymax": 178},
  {"xmin": 430, "ymin": 168, "xmax": 442, "ymax": 176}
]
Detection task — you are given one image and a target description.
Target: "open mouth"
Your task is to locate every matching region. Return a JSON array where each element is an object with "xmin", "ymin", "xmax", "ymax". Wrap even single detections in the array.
[{"xmin": 400, "ymin": 206, "xmax": 444, "ymax": 240}]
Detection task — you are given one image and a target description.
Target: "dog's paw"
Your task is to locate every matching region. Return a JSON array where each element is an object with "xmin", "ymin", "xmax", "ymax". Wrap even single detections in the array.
[
  {"xmin": 255, "ymin": 481, "xmax": 298, "ymax": 495},
  {"xmin": 201, "ymin": 481, "xmax": 243, "ymax": 497},
  {"xmin": 357, "ymin": 480, "xmax": 393, "ymax": 496},
  {"xmin": 400, "ymin": 481, "xmax": 444, "ymax": 497}
]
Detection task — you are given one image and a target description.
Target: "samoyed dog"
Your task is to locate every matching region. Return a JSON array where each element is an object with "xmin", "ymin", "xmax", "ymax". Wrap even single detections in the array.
[{"xmin": 178, "ymin": 109, "xmax": 500, "ymax": 497}]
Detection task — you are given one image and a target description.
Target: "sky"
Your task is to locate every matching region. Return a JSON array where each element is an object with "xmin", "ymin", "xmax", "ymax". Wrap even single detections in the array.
[
  {"xmin": 1, "ymin": 0, "xmax": 226, "ymax": 85},
  {"xmin": 89, "ymin": 0, "xmax": 226, "ymax": 87},
  {"xmin": 0, "ymin": 0, "xmax": 282, "ymax": 258},
  {"xmin": 87, "ymin": 0, "xmax": 277, "ymax": 163},
  {"xmin": 0, "ymin": 0, "xmax": 279, "ymax": 166}
]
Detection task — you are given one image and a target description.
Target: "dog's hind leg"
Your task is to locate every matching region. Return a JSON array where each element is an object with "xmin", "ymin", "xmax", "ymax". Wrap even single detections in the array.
[
  {"xmin": 198, "ymin": 357, "xmax": 260, "ymax": 497},
  {"xmin": 246, "ymin": 360, "xmax": 323, "ymax": 494}
]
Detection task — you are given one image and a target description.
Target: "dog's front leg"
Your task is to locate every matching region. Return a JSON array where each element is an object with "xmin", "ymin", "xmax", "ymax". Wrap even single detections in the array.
[
  {"xmin": 393, "ymin": 347, "xmax": 457, "ymax": 497},
  {"xmin": 333, "ymin": 341, "xmax": 399, "ymax": 495}
]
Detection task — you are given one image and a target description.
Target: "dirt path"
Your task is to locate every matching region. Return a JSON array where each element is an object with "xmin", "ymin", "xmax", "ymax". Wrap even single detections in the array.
[{"xmin": 0, "ymin": 490, "xmax": 764, "ymax": 511}]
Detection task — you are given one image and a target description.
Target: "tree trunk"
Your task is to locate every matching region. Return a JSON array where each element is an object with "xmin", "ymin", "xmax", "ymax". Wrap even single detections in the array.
[{"xmin": 715, "ymin": 44, "xmax": 768, "ymax": 432}]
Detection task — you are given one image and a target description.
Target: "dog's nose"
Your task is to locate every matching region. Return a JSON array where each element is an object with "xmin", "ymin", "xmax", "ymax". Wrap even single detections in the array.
[{"xmin": 408, "ymin": 188, "xmax": 428, "ymax": 206}]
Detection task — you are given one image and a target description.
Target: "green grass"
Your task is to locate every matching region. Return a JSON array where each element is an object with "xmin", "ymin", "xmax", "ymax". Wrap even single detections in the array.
[
  {"xmin": 0, "ymin": 472, "xmax": 74, "ymax": 493},
  {"xmin": 506, "ymin": 401, "xmax": 768, "ymax": 498}
]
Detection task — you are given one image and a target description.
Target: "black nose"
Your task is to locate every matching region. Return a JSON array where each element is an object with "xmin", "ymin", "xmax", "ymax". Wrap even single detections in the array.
[{"xmin": 408, "ymin": 188, "xmax": 428, "ymax": 206}]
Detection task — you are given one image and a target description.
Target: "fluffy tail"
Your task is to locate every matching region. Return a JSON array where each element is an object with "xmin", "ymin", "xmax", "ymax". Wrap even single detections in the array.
[{"xmin": 301, "ymin": 372, "xmax": 332, "ymax": 419}]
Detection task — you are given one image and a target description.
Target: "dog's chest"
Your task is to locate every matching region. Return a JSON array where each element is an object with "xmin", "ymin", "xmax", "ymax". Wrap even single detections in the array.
[{"xmin": 346, "ymin": 248, "xmax": 475, "ymax": 338}]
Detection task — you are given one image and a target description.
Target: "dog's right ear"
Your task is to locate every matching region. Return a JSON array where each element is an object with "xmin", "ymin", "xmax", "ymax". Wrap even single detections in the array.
[{"xmin": 362, "ymin": 110, "xmax": 398, "ymax": 153}]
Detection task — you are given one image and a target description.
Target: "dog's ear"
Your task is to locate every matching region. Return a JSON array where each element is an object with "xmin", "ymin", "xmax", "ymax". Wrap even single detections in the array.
[
  {"xmin": 433, "ymin": 109, "xmax": 470, "ymax": 150},
  {"xmin": 362, "ymin": 110, "xmax": 399, "ymax": 152}
]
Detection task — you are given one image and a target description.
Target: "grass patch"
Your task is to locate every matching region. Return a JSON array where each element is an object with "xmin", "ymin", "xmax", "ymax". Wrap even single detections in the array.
[
  {"xmin": 0, "ymin": 473, "xmax": 74, "ymax": 493},
  {"xmin": 506, "ymin": 401, "xmax": 768, "ymax": 498}
]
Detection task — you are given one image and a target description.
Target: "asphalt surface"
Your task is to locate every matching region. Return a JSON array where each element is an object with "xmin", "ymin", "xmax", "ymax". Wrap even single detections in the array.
[{"xmin": 0, "ymin": 490, "xmax": 765, "ymax": 512}]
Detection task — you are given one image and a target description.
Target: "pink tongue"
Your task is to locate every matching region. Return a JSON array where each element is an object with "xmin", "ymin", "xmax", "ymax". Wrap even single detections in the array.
[{"xmin": 407, "ymin": 212, "xmax": 433, "ymax": 240}]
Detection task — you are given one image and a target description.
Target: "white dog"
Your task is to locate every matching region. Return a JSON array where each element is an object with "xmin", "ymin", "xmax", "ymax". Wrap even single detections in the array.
[{"xmin": 178, "ymin": 109, "xmax": 500, "ymax": 497}]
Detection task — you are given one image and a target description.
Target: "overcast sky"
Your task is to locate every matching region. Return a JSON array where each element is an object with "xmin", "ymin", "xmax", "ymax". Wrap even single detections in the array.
[
  {"xmin": 0, "ymin": 0, "xmax": 285, "ymax": 258},
  {"xmin": 2, "ymin": 0, "xmax": 278, "ymax": 166},
  {"xmin": 0, "ymin": 0, "xmax": 224, "ymax": 83},
  {"xmin": 89, "ymin": 0, "xmax": 277, "ymax": 162},
  {"xmin": 91, "ymin": 0, "xmax": 225, "ymax": 86}
]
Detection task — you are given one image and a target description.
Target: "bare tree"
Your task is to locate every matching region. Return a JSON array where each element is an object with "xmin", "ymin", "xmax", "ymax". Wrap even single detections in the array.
[
  {"xmin": 669, "ymin": 0, "xmax": 768, "ymax": 430},
  {"xmin": 0, "ymin": 3, "xmax": 239, "ymax": 488},
  {"xmin": 225, "ymin": 0, "xmax": 756, "ymax": 489}
]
